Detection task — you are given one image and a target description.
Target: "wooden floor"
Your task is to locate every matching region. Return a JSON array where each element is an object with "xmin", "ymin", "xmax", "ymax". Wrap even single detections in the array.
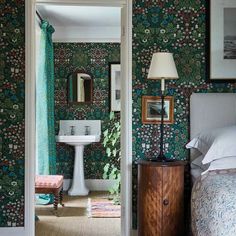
[{"xmin": 35, "ymin": 192, "xmax": 121, "ymax": 236}]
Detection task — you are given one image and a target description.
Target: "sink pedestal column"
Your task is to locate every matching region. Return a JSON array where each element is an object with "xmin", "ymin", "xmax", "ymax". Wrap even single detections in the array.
[{"xmin": 68, "ymin": 145, "xmax": 89, "ymax": 196}]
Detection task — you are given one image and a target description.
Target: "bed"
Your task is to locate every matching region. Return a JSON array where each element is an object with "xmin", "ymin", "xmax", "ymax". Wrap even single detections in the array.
[{"xmin": 188, "ymin": 93, "xmax": 236, "ymax": 236}]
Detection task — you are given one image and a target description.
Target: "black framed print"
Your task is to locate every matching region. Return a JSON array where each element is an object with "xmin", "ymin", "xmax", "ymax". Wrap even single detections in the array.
[
  {"xmin": 207, "ymin": 0, "xmax": 236, "ymax": 82},
  {"xmin": 109, "ymin": 62, "xmax": 121, "ymax": 112}
]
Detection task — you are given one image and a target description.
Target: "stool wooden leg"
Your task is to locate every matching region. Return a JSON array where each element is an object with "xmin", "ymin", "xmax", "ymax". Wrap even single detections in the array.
[
  {"xmin": 53, "ymin": 193, "xmax": 59, "ymax": 212},
  {"xmin": 59, "ymin": 189, "xmax": 64, "ymax": 207}
]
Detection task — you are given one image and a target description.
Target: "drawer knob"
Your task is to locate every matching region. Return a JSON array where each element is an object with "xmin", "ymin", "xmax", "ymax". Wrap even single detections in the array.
[{"xmin": 163, "ymin": 199, "xmax": 169, "ymax": 206}]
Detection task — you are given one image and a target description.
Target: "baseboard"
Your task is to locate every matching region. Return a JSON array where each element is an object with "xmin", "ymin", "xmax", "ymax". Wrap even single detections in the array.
[
  {"xmin": 0, "ymin": 227, "xmax": 25, "ymax": 236},
  {"xmin": 63, "ymin": 179, "xmax": 117, "ymax": 192}
]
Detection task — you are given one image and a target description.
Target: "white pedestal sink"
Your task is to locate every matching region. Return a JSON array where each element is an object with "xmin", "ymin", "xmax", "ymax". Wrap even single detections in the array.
[{"xmin": 56, "ymin": 120, "xmax": 101, "ymax": 196}]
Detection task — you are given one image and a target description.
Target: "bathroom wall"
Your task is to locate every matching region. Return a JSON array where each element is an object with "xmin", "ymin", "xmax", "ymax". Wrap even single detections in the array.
[
  {"xmin": 54, "ymin": 43, "xmax": 120, "ymax": 179},
  {"xmin": 132, "ymin": 0, "xmax": 236, "ymax": 227}
]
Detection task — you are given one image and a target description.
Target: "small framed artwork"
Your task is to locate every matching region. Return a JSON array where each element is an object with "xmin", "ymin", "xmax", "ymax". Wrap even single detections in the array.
[
  {"xmin": 109, "ymin": 62, "xmax": 121, "ymax": 112},
  {"xmin": 207, "ymin": 0, "xmax": 236, "ymax": 81},
  {"xmin": 142, "ymin": 96, "xmax": 174, "ymax": 124}
]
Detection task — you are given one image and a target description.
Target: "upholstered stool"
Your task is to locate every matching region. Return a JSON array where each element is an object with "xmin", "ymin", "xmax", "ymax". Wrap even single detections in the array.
[{"xmin": 35, "ymin": 175, "xmax": 64, "ymax": 212}]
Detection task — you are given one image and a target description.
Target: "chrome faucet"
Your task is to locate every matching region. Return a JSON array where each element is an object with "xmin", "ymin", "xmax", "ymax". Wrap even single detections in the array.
[
  {"xmin": 85, "ymin": 126, "xmax": 90, "ymax": 135},
  {"xmin": 70, "ymin": 126, "xmax": 75, "ymax": 135}
]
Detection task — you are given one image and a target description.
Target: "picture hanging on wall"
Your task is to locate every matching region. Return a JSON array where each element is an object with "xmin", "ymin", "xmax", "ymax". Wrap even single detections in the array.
[
  {"xmin": 109, "ymin": 62, "xmax": 121, "ymax": 112},
  {"xmin": 142, "ymin": 96, "xmax": 174, "ymax": 124},
  {"xmin": 208, "ymin": 0, "xmax": 236, "ymax": 81}
]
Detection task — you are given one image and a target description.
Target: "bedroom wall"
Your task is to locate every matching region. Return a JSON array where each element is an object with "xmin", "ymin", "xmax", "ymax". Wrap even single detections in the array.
[
  {"xmin": 132, "ymin": 0, "xmax": 236, "ymax": 227},
  {"xmin": 54, "ymin": 43, "xmax": 120, "ymax": 179},
  {"xmin": 1, "ymin": 0, "xmax": 236, "ymax": 229},
  {"xmin": 0, "ymin": 0, "xmax": 25, "ymax": 227}
]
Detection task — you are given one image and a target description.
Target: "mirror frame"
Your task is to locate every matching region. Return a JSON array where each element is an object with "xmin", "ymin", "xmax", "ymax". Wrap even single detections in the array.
[
  {"xmin": 67, "ymin": 69, "xmax": 93, "ymax": 104},
  {"xmin": 109, "ymin": 62, "xmax": 121, "ymax": 112}
]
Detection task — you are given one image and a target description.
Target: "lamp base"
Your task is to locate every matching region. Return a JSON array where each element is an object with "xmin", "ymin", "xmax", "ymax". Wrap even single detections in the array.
[
  {"xmin": 157, "ymin": 153, "xmax": 167, "ymax": 161},
  {"xmin": 148, "ymin": 154, "xmax": 176, "ymax": 163}
]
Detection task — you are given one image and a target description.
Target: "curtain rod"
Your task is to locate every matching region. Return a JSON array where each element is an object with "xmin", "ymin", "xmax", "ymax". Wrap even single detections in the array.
[{"xmin": 36, "ymin": 11, "xmax": 43, "ymax": 22}]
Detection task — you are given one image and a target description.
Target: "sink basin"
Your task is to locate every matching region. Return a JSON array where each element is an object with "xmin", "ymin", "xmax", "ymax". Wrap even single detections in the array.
[
  {"xmin": 56, "ymin": 135, "xmax": 100, "ymax": 146},
  {"xmin": 56, "ymin": 120, "xmax": 101, "ymax": 196}
]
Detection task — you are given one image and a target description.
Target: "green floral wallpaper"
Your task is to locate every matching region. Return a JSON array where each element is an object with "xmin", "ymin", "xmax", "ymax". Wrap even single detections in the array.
[
  {"xmin": 54, "ymin": 43, "xmax": 120, "ymax": 179},
  {"xmin": 0, "ymin": 0, "xmax": 25, "ymax": 227},
  {"xmin": 132, "ymin": 0, "xmax": 236, "ymax": 228},
  {"xmin": 2, "ymin": 0, "xmax": 236, "ymax": 229}
]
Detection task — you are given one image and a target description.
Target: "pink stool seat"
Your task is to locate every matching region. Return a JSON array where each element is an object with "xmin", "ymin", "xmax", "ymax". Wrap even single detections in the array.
[{"xmin": 35, "ymin": 175, "xmax": 63, "ymax": 189}]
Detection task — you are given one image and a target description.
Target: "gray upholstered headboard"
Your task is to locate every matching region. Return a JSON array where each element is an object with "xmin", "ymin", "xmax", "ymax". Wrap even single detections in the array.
[{"xmin": 190, "ymin": 93, "xmax": 236, "ymax": 161}]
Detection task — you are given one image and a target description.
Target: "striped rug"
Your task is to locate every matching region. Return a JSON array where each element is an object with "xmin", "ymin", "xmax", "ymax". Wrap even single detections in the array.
[{"xmin": 88, "ymin": 198, "xmax": 121, "ymax": 218}]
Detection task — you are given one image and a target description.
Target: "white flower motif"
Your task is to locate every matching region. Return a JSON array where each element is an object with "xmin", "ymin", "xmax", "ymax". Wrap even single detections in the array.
[{"xmin": 160, "ymin": 29, "xmax": 166, "ymax": 34}]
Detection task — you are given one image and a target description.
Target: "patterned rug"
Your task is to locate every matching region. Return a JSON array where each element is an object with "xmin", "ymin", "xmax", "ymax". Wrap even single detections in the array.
[{"xmin": 88, "ymin": 198, "xmax": 121, "ymax": 218}]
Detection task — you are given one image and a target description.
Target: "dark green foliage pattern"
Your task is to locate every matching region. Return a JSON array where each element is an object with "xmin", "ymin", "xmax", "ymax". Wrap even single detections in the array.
[
  {"xmin": 0, "ymin": 0, "xmax": 25, "ymax": 227},
  {"xmin": 132, "ymin": 0, "xmax": 236, "ymax": 227},
  {"xmin": 54, "ymin": 43, "xmax": 120, "ymax": 179},
  {"xmin": 1, "ymin": 0, "xmax": 236, "ymax": 228}
]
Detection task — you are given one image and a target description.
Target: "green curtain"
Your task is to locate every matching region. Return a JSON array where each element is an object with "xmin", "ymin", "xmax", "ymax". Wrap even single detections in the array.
[
  {"xmin": 36, "ymin": 20, "xmax": 56, "ymax": 176},
  {"xmin": 36, "ymin": 20, "xmax": 56, "ymax": 205}
]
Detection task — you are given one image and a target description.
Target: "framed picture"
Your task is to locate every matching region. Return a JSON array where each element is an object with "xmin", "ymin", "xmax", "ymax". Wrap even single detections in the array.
[
  {"xmin": 207, "ymin": 0, "xmax": 236, "ymax": 81},
  {"xmin": 109, "ymin": 62, "xmax": 121, "ymax": 112},
  {"xmin": 142, "ymin": 96, "xmax": 174, "ymax": 124}
]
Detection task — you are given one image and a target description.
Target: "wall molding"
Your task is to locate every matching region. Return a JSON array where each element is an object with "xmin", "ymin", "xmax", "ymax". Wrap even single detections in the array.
[
  {"xmin": 25, "ymin": 0, "xmax": 36, "ymax": 235},
  {"xmin": 63, "ymin": 179, "xmax": 118, "ymax": 191},
  {"xmin": 52, "ymin": 26, "xmax": 121, "ymax": 43},
  {"xmin": 0, "ymin": 227, "xmax": 25, "ymax": 236},
  {"xmin": 120, "ymin": 2, "xmax": 133, "ymax": 236},
  {"xmin": 36, "ymin": 0, "xmax": 126, "ymax": 6},
  {"xmin": 53, "ymin": 38, "xmax": 120, "ymax": 43}
]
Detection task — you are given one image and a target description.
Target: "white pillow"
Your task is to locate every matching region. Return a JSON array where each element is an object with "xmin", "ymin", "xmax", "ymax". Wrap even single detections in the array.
[
  {"xmin": 191, "ymin": 155, "xmax": 209, "ymax": 171},
  {"xmin": 202, "ymin": 156, "xmax": 236, "ymax": 175},
  {"xmin": 202, "ymin": 127, "xmax": 236, "ymax": 164},
  {"xmin": 186, "ymin": 126, "xmax": 236, "ymax": 155}
]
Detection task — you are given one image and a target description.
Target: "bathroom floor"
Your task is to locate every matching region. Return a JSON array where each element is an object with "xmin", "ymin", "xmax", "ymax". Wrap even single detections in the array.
[{"xmin": 35, "ymin": 192, "xmax": 120, "ymax": 236}]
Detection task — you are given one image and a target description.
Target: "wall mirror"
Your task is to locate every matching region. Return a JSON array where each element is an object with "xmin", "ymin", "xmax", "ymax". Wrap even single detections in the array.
[
  {"xmin": 67, "ymin": 70, "xmax": 93, "ymax": 103},
  {"xmin": 109, "ymin": 62, "xmax": 121, "ymax": 112}
]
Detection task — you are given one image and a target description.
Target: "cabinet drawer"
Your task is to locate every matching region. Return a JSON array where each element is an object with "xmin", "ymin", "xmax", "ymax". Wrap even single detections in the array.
[
  {"xmin": 138, "ymin": 165, "xmax": 162, "ymax": 236},
  {"xmin": 162, "ymin": 166, "xmax": 184, "ymax": 236}
]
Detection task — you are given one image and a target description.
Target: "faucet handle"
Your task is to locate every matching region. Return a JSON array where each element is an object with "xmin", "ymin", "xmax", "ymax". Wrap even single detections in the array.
[
  {"xmin": 85, "ymin": 126, "xmax": 90, "ymax": 135},
  {"xmin": 70, "ymin": 126, "xmax": 75, "ymax": 135}
]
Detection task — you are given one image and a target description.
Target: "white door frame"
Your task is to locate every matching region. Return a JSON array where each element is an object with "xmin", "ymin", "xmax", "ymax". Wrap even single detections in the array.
[{"xmin": 23, "ymin": 1, "xmax": 132, "ymax": 236}]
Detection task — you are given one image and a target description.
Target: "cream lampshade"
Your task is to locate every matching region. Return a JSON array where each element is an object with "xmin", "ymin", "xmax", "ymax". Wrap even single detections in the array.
[
  {"xmin": 147, "ymin": 52, "xmax": 178, "ymax": 161},
  {"xmin": 148, "ymin": 52, "xmax": 179, "ymax": 91}
]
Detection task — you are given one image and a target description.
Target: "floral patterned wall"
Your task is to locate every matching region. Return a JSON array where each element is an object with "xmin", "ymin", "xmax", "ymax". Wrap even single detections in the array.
[
  {"xmin": 132, "ymin": 0, "xmax": 236, "ymax": 228},
  {"xmin": 0, "ymin": 0, "xmax": 25, "ymax": 227},
  {"xmin": 1, "ymin": 0, "xmax": 236, "ymax": 229},
  {"xmin": 54, "ymin": 43, "xmax": 120, "ymax": 179}
]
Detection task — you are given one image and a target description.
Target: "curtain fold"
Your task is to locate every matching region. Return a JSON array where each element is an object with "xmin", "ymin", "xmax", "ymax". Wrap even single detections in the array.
[{"xmin": 36, "ymin": 20, "xmax": 56, "ymax": 176}]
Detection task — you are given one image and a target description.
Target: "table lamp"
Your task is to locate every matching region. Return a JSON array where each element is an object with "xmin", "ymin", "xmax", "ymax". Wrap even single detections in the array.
[{"xmin": 148, "ymin": 52, "xmax": 179, "ymax": 161}]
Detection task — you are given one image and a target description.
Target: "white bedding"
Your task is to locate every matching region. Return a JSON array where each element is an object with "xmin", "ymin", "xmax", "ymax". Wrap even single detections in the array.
[
  {"xmin": 190, "ymin": 168, "xmax": 203, "ymax": 183},
  {"xmin": 190, "ymin": 155, "xmax": 209, "ymax": 183},
  {"xmin": 192, "ymin": 169, "xmax": 236, "ymax": 236},
  {"xmin": 189, "ymin": 94, "xmax": 236, "ymax": 236}
]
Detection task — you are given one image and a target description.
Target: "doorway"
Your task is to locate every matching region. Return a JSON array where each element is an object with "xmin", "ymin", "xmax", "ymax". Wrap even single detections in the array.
[{"xmin": 25, "ymin": 1, "xmax": 132, "ymax": 236}]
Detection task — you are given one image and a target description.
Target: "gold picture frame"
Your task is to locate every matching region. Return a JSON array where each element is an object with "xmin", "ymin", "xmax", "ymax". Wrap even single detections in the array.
[{"xmin": 142, "ymin": 96, "xmax": 174, "ymax": 124}]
